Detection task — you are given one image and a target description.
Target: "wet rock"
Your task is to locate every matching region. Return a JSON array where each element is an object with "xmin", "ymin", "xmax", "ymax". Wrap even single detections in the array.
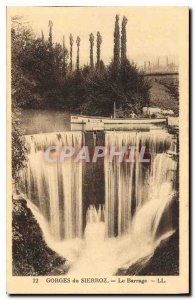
[
  {"xmin": 117, "ymin": 230, "xmax": 179, "ymax": 276},
  {"xmin": 12, "ymin": 199, "xmax": 66, "ymax": 276}
]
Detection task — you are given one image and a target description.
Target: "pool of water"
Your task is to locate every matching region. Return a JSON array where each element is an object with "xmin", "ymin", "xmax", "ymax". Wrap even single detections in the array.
[{"xmin": 17, "ymin": 109, "xmax": 70, "ymax": 135}]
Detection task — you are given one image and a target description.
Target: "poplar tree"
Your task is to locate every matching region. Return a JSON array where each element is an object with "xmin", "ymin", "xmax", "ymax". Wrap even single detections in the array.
[
  {"xmin": 69, "ymin": 34, "xmax": 74, "ymax": 71},
  {"xmin": 62, "ymin": 35, "xmax": 68, "ymax": 75},
  {"xmin": 96, "ymin": 31, "xmax": 102, "ymax": 70},
  {"xmin": 121, "ymin": 16, "xmax": 128, "ymax": 64},
  {"xmin": 41, "ymin": 30, "xmax": 44, "ymax": 43},
  {"xmin": 48, "ymin": 20, "xmax": 53, "ymax": 47},
  {"xmin": 76, "ymin": 36, "xmax": 81, "ymax": 71},
  {"xmin": 89, "ymin": 33, "xmax": 94, "ymax": 69},
  {"xmin": 113, "ymin": 15, "xmax": 120, "ymax": 69}
]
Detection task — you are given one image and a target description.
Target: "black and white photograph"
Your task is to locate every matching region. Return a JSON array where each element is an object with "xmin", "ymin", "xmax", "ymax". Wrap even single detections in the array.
[{"xmin": 6, "ymin": 6, "xmax": 189, "ymax": 294}]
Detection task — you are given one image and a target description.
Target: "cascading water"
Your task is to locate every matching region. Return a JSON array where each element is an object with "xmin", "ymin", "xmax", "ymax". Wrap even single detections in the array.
[
  {"xmin": 18, "ymin": 128, "xmax": 178, "ymax": 275},
  {"xmin": 19, "ymin": 132, "xmax": 83, "ymax": 240},
  {"xmin": 104, "ymin": 131, "xmax": 177, "ymax": 239}
]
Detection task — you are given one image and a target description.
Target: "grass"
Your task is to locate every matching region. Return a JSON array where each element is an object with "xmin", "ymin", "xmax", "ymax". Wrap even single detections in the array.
[{"xmin": 149, "ymin": 75, "xmax": 179, "ymax": 115}]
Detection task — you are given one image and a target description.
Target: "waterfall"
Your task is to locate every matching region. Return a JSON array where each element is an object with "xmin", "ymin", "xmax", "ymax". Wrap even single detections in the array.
[
  {"xmin": 19, "ymin": 132, "xmax": 83, "ymax": 240},
  {"xmin": 18, "ymin": 128, "xmax": 178, "ymax": 275},
  {"xmin": 104, "ymin": 131, "xmax": 177, "ymax": 238}
]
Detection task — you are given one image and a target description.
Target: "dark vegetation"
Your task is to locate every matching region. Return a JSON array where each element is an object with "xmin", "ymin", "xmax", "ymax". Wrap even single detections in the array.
[
  {"xmin": 11, "ymin": 15, "xmax": 151, "ymax": 116},
  {"xmin": 12, "ymin": 107, "xmax": 27, "ymax": 183},
  {"xmin": 149, "ymin": 75, "xmax": 179, "ymax": 115},
  {"xmin": 12, "ymin": 199, "xmax": 66, "ymax": 276},
  {"xmin": 158, "ymin": 77, "xmax": 179, "ymax": 101},
  {"xmin": 11, "ymin": 14, "xmax": 151, "ymax": 180}
]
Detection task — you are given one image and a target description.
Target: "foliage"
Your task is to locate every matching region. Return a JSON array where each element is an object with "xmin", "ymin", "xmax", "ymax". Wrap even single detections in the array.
[
  {"xmin": 11, "ymin": 15, "xmax": 151, "ymax": 118},
  {"xmin": 89, "ymin": 33, "xmax": 95, "ymax": 69},
  {"xmin": 121, "ymin": 16, "xmax": 128, "ymax": 63},
  {"xmin": 149, "ymin": 76, "xmax": 179, "ymax": 115},
  {"xmin": 76, "ymin": 36, "xmax": 81, "ymax": 71},
  {"xmin": 113, "ymin": 15, "xmax": 120, "ymax": 69},
  {"xmin": 96, "ymin": 32, "xmax": 102, "ymax": 70},
  {"xmin": 69, "ymin": 34, "xmax": 74, "ymax": 71},
  {"xmin": 12, "ymin": 106, "xmax": 27, "ymax": 183},
  {"xmin": 81, "ymin": 60, "xmax": 151, "ymax": 116}
]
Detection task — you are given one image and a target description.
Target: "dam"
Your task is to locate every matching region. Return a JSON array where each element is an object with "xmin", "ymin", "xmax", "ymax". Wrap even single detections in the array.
[
  {"xmin": 17, "ymin": 114, "xmax": 178, "ymax": 275},
  {"xmin": 69, "ymin": 114, "xmax": 168, "ymax": 131}
]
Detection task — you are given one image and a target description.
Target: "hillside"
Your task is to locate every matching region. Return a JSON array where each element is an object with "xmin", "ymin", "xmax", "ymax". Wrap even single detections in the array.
[{"xmin": 148, "ymin": 75, "xmax": 179, "ymax": 115}]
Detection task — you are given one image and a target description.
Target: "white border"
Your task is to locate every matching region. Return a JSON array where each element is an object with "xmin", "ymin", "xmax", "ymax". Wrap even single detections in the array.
[{"xmin": 1, "ymin": 0, "xmax": 193, "ymax": 299}]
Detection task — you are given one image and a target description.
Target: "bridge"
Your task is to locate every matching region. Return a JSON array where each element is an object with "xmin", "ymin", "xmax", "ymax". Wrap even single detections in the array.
[{"xmin": 142, "ymin": 72, "xmax": 178, "ymax": 77}]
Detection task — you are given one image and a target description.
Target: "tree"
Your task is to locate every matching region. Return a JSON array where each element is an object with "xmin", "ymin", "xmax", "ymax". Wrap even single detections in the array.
[
  {"xmin": 41, "ymin": 30, "xmax": 44, "ymax": 43},
  {"xmin": 12, "ymin": 107, "xmax": 27, "ymax": 185},
  {"xmin": 48, "ymin": 20, "xmax": 53, "ymax": 47},
  {"xmin": 121, "ymin": 16, "xmax": 128, "ymax": 63},
  {"xmin": 113, "ymin": 15, "xmax": 120, "ymax": 69},
  {"xmin": 11, "ymin": 18, "xmax": 28, "ymax": 180},
  {"xmin": 53, "ymin": 43, "xmax": 65, "ymax": 76},
  {"xmin": 89, "ymin": 33, "xmax": 94, "ymax": 69},
  {"xmin": 96, "ymin": 32, "xmax": 102, "ymax": 71},
  {"xmin": 11, "ymin": 15, "xmax": 151, "ymax": 116},
  {"xmin": 82, "ymin": 60, "xmax": 151, "ymax": 116},
  {"xmin": 11, "ymin": 18, "xmax": 35, "ymax": 108},
  {"xmin": 76, "ymin": 36, "xmax": 81, "ymax": 71},
  {"xmin": 62, "ymin": 36, "xmax": 68, "ymax": 76},
  {"xmin": 11, "ymin": 17, "xmax": 69, "ymax": 110},
  {"xmin": 69, "ymin": 34, "xmax": 74, "ymax": 71}
]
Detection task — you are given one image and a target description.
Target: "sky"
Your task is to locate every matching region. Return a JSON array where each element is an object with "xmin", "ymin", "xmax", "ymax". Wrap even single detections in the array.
[{"xmin": 8, "ymin": 7, "xmax": 187, "ymax": 67}]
